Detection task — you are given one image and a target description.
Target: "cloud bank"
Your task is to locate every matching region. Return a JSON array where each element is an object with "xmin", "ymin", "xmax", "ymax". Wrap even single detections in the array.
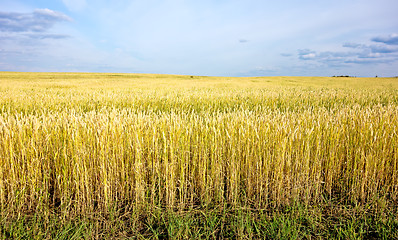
[
  {"xmin": 0, "ymin": 8, "xmax": 72, "ymax": 51},
  {"xmin": 0, "ymin": 9, "xmax": 71, "ymax": 32},
  {"xmin": 372, "ymin": 34, "xmax": 398, "ymax": 45},
  {"xmin": 293, "ymin": 34, "xmax": 398, "ymax": 67},
  {"xmin": 0, "ymin": 9, "xmax": 74, "ymax": 72}
]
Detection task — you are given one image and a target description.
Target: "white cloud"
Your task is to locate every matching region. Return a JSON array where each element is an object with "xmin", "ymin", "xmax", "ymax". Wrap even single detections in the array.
[
  {"xmin": 301, "ymin": 53, "xmax": 316, "ymax": 60},
  {"xmin": 298, "ymin": 49, "xmax": 317, "ymax": 60}
]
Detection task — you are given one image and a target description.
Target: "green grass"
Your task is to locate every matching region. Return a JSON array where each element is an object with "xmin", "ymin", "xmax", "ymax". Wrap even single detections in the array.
[
  {"xmin": 1, "ymin": 205, "xmax": 397, "ymax": 239},
  {"xmin": 0, "ymin": 72, "xmax": 397, "ymax": 239}
]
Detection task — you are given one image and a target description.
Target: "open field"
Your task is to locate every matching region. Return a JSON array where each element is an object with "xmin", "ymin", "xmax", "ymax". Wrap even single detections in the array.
[{"xmin": 1, "ymin": 72, "xmax": 398, "ymax": 239}]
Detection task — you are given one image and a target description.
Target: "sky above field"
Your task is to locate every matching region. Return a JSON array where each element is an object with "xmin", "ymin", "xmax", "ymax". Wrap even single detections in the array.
[{"xmin": 1, "ymin": 0, "xmax": 398, "ymax": 77}]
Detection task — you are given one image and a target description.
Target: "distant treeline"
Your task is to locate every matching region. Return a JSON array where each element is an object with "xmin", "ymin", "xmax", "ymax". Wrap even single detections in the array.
[
  {"xmin": 332, "ymin": 75, "xmax": 356, "ymax": 78},
  {"xmin": 333, "ymin": 75, "xmax": 398, "ymax": 78}
]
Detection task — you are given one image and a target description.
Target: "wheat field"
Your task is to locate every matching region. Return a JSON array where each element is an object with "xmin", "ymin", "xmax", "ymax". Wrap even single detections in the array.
[{"xmin": 0, "ymin": 72, "xmax": 397, "ymax": 238}]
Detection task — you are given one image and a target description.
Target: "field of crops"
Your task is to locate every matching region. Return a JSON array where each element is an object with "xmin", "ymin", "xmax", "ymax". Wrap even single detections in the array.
[{"xmin": 0, "ymin": 72, "xmax": 397, "ymax": 239}]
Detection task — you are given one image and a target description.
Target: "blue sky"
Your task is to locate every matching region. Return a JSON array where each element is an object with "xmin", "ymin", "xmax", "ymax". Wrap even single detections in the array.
[{"xmin": 1, "ymin": 0, "xmax": 398, "ymax": 77}]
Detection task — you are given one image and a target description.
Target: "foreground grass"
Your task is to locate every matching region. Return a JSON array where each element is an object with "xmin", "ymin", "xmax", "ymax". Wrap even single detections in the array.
[
  {"xmin": 1, "ymin": 205, "xmax": 398, "ymax": 239},
  {"xmin": 1, "ymin": 72, "xmax": 398, "ymax": 239}
]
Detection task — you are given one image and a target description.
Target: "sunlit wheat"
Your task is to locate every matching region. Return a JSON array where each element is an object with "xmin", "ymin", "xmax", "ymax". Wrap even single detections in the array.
[{"xmin": 0, "ymin": 72, "xmax": 397, "ymax": 224}]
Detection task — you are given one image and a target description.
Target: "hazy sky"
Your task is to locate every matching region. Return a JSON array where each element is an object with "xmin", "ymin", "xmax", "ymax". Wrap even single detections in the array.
[{"xmin": 1, "ymin": 0, "xmax": 398, "ymax": 77}]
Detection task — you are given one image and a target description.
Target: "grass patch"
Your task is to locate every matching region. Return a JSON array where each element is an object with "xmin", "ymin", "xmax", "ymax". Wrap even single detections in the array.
[{"xmin": 1, "ymin": 204, "xmax": 397, "ymax": 239}]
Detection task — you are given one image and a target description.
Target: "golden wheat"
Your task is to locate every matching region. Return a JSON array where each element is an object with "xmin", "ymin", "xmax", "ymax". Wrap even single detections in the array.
[{"xmin": 0, "ymin": 72, "xmax": 397, "ymax": 220}]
